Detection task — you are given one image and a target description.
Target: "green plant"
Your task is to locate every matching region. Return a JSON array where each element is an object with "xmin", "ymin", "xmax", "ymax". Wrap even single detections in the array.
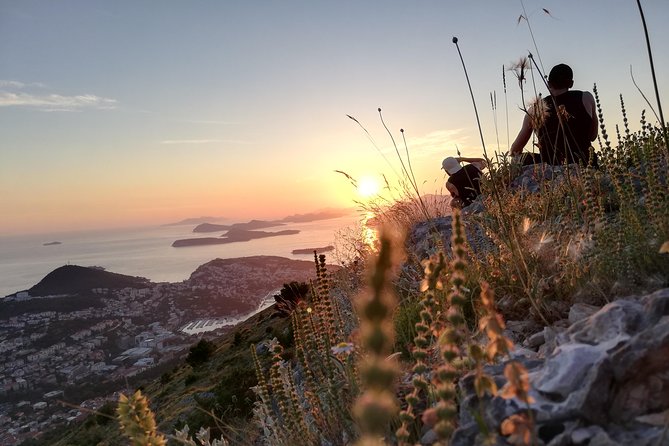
[
  {"xmin": 187, "ymin": 339, "xmax": 217, "ymax": 367},
  {"xmin": 274, "ymin": 281, "xmax": 311, "ymax": 317},
  {"xmin": 184, "ymin": 373, "xmax": 199, "ymax": 386},
  {"xmin": 117, "ymin": 390, "xmax": 166, "ymax": 446}
]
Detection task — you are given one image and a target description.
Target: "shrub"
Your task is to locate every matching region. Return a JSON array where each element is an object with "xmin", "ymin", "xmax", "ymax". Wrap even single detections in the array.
[
  {"xmin": 186, "ymin": 339, "xmax": 216, "ymax": 367},
  {"xmin": 184, "ymin": 373, "xmax": 199, "ymax": 386},
  {"xmin": 273, "ymin": 281, "xmax": 311, "ymax": 316}
]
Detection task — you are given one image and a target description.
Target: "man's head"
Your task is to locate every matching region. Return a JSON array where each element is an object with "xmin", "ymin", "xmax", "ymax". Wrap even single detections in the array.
[
  {"xmin": 548, "ymin": 63, "xmax": 574, "ymax": 90},
  {"xmin": 441, "ymin": 157, "xmax": 462, "ymax": 175}
]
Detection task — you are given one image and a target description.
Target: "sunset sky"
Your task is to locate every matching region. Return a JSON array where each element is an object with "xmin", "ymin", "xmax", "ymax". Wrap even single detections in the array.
[{"xmin": 1, "ymin": 0, "xmax": 668, "ymax": 235}]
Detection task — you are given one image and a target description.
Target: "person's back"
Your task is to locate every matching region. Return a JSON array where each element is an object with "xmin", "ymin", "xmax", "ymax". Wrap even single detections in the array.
[
  {"xmin": 538, "ymin": 90, "xmax": 595, "ymax": 165},
  {"xmin": 510, "ymin": 63, "xmax": 598, "ymax": 166},
  {"xmin": 448, "ymin": 163, "xmax": 482, "ymax": 207},
  {"xmin": 442, "ymin": 156, "xmax": 486, "ymax": 208}
]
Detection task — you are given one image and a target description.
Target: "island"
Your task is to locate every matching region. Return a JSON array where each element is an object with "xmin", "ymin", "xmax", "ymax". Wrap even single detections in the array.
[
  {"xmin": 292, "ymin": 245, "xmax": 335, "ymax": 255},
  {"xmin": 281, "ymin": 208, "xmax": 352, "ymax": 223},
  {"xmin": 43, "ymin": 241, "xmax": 62, "ymax": 246},
  {"xmin": 172, "ymin": 228, "xmax": 300, "ymax": 247},
  {"xmin": 193, "ymin": 219, "xmax": 286, "ymax": 233},
  {"xmin": 163, "ymin": 216, "xmax": 224, "ymax": 226},
  {"xmin": 190, "ymin": 208, "xmax": 354, "ymax": 234}
]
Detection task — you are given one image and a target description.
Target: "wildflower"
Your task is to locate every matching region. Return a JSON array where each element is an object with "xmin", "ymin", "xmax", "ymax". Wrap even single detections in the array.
[
  {"xmin": 527, "ymin": 96, "xmax": 549, "ymax": 130},
  {"xmin": 421, "ymin": 407, "xmax": 439, "ymax": 427},
  {"xmin": 331, "ymin": 342, "xmax": 355, "ymax": 356},
  {"xmin": 501, "ymin": 413, "xmax": 534, "ymax": 446},
  {"xmin": 556, "ymin": 104, "xmax": 572, "ymax": 122},
  {"xmin": 509, "ymin": 57, "xmax": 529, "ymax": 85},
  {"xmin": 660, "ymin": 241, "xmax": 669, "ymax": 253},
  {"xmin": 522, "ymin": 217, "xmax": 534, "ymax": 234},
  {"xmin": 533, "ymin": 232, "xmax": 554, "ymax": 252},
  {"xmin": 500, "ymin": 361, "xmax": 534, "ymax": 404}
]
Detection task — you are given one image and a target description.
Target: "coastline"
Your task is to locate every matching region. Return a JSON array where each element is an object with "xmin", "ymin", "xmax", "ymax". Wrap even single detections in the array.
[{"xmin": 0, "ymin": 214, "xmax": 359, "ymax": 297}]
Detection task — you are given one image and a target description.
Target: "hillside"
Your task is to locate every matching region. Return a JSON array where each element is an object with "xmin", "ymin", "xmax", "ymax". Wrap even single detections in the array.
[
  {"xmin": 38, "ymin": 303, "xmax": 293, "ymax": 446},
  {"xmin": 26, "ymin": 265, "xmax": 150, "ymax": 297}
]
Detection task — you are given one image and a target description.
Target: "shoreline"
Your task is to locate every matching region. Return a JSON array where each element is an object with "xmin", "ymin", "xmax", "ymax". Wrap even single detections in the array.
[{"xmin": 0, "ymin": 214, "xmax": 359, "ymax": 298}]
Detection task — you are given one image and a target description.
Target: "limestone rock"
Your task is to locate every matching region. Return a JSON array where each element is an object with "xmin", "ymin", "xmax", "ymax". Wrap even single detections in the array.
[
  {"xmin": 568, "ymin": 302, "xmax": 600, "ymax": 325},
  {"xmin": 450, "ymin": 288, "xmax": 669, "ymax": 446}
]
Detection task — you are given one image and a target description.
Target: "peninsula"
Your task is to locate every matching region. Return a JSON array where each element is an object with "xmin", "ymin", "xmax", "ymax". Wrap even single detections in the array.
[
  {"xmin": 291, "ymin": 245, "xmax": 334, "ymax": 255},
  {"xmin": 172, "ymin": 228, "xmax": 300, "ymax": 247},
  {"xmin": 193, "ymin": 219, "xmax": 286, "ymax": 233}
]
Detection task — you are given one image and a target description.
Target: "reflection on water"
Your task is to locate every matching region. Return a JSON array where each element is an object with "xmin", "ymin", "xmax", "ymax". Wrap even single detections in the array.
[{"xmin": 362, "ymin": 211, "xmax": 379, "ymax": 252}]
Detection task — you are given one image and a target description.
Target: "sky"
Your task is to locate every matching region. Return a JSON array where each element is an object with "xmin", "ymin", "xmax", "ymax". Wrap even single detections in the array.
[{"xmin": 1, "ymin": 0, "xmax": 668, "ymax": 235}]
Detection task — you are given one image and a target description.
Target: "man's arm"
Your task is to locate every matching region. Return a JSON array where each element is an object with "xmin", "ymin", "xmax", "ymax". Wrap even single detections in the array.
[
  {"xmin": 456, "ymin": 156, "xmax": 486, "ymax": 164},
  {"xmin": 510, "ymin": 113, "xmax": 533, "ymax": 155},
  {"xmin": 583, "ymin": 91, "xmax": 598, "ymax": 141},
  {"xmin": 446, "ymin": 181, "xmax": 459, "ymax": 197}
]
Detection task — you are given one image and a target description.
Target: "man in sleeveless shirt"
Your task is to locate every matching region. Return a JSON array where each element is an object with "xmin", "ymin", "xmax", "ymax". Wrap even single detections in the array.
[
  {"xmin": 510, "ymin": 64, "xmax": 598, "ymax": 166},
  {"xmin": 442, "ymin": 156, "xmax": 486, "ymax": 209}
]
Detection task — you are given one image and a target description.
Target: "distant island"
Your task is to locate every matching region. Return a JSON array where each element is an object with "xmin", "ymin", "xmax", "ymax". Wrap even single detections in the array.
[
  {"xmin": 292, "ymin": 245, "xmax": 334, "ymax": 255},
  {"xmin": 43, "ymin": 241, "xmax": 62, "ymax": 246},
  {"xmin": 173, "ymin": 228, "xmax": 300, "ymax": 247},
  {"xmin": 190, "ymin": 208, "xmax": 354, "ymax": 234},
  {"xmin": 164, "ymin": 216, "xmax": 224, "ymax": 226},
  {"xmin": 193, "ymin": 220, "xmax": 286, "ymax": 233},
  {"xmin": 280, "ymin": 208, "xmax": 352, "ymax": 223}
]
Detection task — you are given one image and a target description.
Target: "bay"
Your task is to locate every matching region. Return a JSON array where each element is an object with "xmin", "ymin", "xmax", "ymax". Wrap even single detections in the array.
[{"xmin": 0, "ymin": 213, "xmax": 362, "ymax": 297}]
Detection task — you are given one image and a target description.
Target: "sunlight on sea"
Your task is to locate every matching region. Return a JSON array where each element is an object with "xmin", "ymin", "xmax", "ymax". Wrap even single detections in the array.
[
  {"xmin": 0, "ymin": 213, "xmax": 372, "ymax": 297},
  {"xmin": 362, "ymin": 211, "xmax": 379, "ymax": 251}
]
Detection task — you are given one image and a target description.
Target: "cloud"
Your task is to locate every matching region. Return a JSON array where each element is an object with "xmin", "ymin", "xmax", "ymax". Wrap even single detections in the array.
[
  {"xmin": 182, "ymin": 119, "xmax": 237, "ymax": 125},
  {"xmin": 404, "ymin": 129, "xmax": 470, "ymax": 158},
  {"xmin": 160, "ymin": 139, "xmax": 253, "ymax": 145},
  {"xmin": 0, "ymin": 80, "xmax": 116, "ymax": 111},
  {"xmin": 0, "ymin": 80, "xmax": 27, "ymax": 88},
  {"xmin": 161, "ymin": 139, "xmax": 224, "ymax": 145}
]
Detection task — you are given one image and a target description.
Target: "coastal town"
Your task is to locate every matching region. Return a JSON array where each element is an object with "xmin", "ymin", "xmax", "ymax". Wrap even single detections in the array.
[{"xmin": 0, "ymin": 256, "xmax": 318, "ymax": 445}]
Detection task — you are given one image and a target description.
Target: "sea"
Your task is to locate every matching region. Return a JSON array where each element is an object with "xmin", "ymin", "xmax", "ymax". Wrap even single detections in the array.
[{"xmin": 0, "ymin": 213, "xmax": 365, "ymax": 298}]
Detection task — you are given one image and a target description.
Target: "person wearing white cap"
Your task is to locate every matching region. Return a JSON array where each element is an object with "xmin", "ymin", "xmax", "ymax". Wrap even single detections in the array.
[{"xmin": 442, "ymin": 156, "xmax": 487, "ymax": 209}]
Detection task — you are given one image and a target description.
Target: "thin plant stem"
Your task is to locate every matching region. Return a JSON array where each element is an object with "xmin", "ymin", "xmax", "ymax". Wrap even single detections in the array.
[
  {"xmin": 636, "ymin": 0, "xmax": 666, "ymax": 139},
  {"xmin": 519, "ymin": 0, "xmax": 545, "ymax": 74},
  {"xmin": 629, "ymin": 66, "xmax": 661, "ymax": 126},
  {"xmin": 378, "ymin": 109, "xmax": 431, "ymax": 221},
  {"xmin": 452, "ymin": 37, "xmax": 487, "ymax": 155},
  {"xmin": 503, "ymin": 65, "xmax": 510, "ymax": 151}
]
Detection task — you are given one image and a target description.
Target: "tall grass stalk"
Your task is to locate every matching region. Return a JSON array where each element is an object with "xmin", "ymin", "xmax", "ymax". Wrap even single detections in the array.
[{"xmin": 636, "ymin": 0, "xmax": 667, "ymax": 144}]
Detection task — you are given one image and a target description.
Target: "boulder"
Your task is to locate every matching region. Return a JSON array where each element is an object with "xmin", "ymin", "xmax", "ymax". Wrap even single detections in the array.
[{"xmin": 450, "ymin": 288, "xmax": 669, "ymax": 446}]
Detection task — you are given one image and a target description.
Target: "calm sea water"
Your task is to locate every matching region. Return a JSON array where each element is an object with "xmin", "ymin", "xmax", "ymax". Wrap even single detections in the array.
[{"xmin": 0, "ymin": 214, "xmax": 362, "ymax": 297}]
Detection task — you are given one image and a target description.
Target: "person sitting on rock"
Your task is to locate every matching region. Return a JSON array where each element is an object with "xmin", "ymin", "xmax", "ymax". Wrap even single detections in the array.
[
  {"xmin": 442, "ymin": 156, "xmax": 487, "ymax": 208},
  {"xmin": 510, "ymin": 63, "xmax": 599, "ymax": 167}
]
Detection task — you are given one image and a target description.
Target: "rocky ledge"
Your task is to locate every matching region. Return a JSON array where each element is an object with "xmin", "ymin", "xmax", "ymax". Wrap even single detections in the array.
[{"xmin": 449, "ymin": 288, "xmax": 669, "ymax": 446}]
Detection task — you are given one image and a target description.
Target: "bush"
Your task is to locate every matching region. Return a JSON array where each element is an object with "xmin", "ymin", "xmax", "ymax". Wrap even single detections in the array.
[
  {"xmin": 160, "ymin": 371, "xmax": 172, "ymax": 385},
  {"xmin": 232, "ymin": 330, "xmax": 244, "ymax": 346},
  {"xmin": 214, "ymin": 364, "xmax": 257, "ymax": 417},
  {"xmin": 186, "ymin": 339, "xmax": 216, "ymax": 367},
  {"xmin": 273, "ymin": 281, "xmax": 310, "ymax": 316},
  {"xmin": 184, "ymin": 373, "xmax": 199, "ymax": 386}
]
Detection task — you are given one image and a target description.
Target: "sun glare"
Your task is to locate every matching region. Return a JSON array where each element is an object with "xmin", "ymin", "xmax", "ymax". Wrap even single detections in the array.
[{"xmin": 357, "ymin": 176, "xmax": 380, "ymax": 198}]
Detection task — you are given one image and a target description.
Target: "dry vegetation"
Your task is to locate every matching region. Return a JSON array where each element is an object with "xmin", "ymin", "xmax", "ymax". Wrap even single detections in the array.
[{"xmin": 114, "ymin": 3, "xmax": 669, "ymax": 445}]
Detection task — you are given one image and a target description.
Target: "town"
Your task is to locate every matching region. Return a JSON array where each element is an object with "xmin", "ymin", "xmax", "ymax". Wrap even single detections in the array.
[{"xmin": 0, "ymin": 256, "xmax": 317, "ymax": 445}]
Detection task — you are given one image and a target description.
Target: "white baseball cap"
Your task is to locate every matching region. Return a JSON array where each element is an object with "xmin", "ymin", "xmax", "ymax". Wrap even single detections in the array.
[{"xmin": 441, "ymin": 157, "xmax": 462, "ymax": 175}]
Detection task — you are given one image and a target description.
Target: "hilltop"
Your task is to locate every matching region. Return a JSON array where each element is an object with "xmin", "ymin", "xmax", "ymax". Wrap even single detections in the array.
[{"xmin": 26, "ymin": 265, "xmax": 150, "ymax": 297}]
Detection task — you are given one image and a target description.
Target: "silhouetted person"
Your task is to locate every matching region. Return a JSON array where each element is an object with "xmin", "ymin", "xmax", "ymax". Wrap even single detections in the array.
[
  {"xmin": 442, "ymin": 156, "xmax": 486, "ymax": 208},
  {"xmin": 510, "ymin": 64, "xmax": 598, "ymax": 166}
]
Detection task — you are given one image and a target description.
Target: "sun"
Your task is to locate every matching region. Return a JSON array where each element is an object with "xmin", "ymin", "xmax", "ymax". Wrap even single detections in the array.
[{"xmin": 357, "ymin": 176, "xmax": 380, "ymax": 198}]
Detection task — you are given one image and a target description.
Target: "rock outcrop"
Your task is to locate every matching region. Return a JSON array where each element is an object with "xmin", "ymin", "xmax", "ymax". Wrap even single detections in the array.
[{"xmin": 452, "ymin": 288, "xmax": 669, "ymax": 446}]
